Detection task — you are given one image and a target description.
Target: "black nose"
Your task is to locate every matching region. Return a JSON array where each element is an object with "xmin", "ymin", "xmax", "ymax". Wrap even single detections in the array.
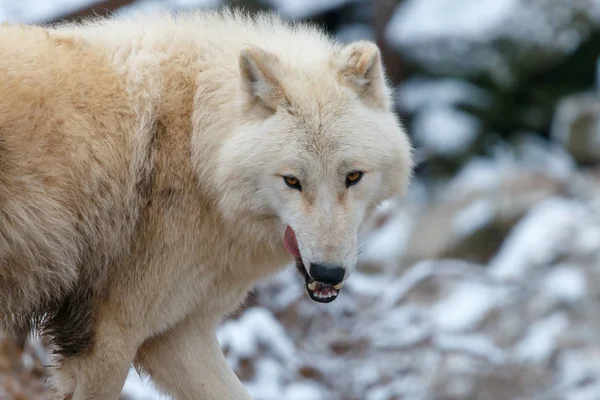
[{"xmin": 309, "ymin": 263, "xmax": 345, "ymax": 285}]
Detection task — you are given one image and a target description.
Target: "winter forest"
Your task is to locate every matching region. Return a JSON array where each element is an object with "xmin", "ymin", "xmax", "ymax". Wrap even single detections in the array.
[{"xmin": 1, "ymin": 0, "xmax": 600, "ymax": 399}]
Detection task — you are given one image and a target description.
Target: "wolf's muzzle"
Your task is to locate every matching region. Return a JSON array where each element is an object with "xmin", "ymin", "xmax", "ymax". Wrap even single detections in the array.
[{"xmin": 309, "ymin": 263, "xmax": 345, "ymax": 285}]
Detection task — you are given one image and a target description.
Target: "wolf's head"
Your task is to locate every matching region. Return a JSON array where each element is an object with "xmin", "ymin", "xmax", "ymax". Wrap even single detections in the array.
[{"xmin": 216, "ymin": 38, "xmax": 413, "ymax": 303}]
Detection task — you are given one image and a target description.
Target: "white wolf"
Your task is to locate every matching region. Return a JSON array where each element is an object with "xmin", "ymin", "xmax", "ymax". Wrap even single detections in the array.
[{"xmin": 0, "ymin": 8, "xmax": 413, "ymax": 399}]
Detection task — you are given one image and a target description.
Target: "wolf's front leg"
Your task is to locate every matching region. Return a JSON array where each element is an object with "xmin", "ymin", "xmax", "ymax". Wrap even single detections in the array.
[
  {"xmin": 50, "ymin": 311, "xmax": 142, "ymax": 400},
  {"xmin": 135, "ymin": 312, "xmax": 252, "ymax": 400}
]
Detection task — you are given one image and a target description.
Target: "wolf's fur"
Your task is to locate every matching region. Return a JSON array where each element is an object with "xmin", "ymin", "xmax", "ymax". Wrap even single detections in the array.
[{"xmin": 0, "ymin": 9, "xmax": 412, "ymax": 399}]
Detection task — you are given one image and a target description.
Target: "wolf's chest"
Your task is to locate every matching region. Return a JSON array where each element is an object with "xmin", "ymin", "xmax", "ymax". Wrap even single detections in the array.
[{"xmin": 143, "ymin": 263, "xmax": 254, "ymax": 335}]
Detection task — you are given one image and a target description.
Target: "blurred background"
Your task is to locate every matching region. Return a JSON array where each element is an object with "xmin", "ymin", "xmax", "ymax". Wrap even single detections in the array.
[{"xmin": 1, "ymin": 0, "xmax": 600, "ymax": 399}]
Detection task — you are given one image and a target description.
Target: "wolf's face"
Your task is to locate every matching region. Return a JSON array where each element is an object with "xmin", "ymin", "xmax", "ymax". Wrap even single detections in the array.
[{"xmin": 216, "ymin": 40, "xmax": 413, "ymax": 303}]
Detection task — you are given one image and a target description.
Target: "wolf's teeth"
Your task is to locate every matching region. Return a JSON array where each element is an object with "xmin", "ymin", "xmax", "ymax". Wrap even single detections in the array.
[
  {"xmin": 334, "ymin": 283, "xmax": 343, "ymax": 290},
  {"xmin": 307, "ymin": 281, "xmax": 317, "ymax": 291}
]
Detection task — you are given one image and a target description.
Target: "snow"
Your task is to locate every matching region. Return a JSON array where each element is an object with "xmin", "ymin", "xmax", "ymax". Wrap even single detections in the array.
[
  {"xmin": 558, "ymin": 349, "xmax": 600, "ymax": 390},
  {"xmin": 346, "ymin": 272, "xmax": 393, "ymax": 298},
  {"xmin": 0, "ymin": 0, "xmax": 353, "ymax": 22},
  {"xmin": 489, "ymin": 198, "xmax": 586, "ymax": 282},
  {"xmin": 121, "ymin": 369, "xmax": 165, "ymax": 400},
  {"xmin": 262, "ymin": 0, "xmax": 355, "ymax": 19},
  {"xmin": 542, "ymin": 265, "xmax": 587, "ymax": 303},
  {"xmin": 386, "ymin": 0, "xmax": 519, "ymax": 45},
  {"xmin": 412, "ymin": 106, "xmax": 480, "ymax": 157},
  {"xmin": 365, "ymin": 375, "xmax": 425, "ymax": 400},
  {"xmin": 452, "ymin": 198, "xmax": 496, "ymax": 238},
  {"xmin": 396, "ymin": 78, "xmax": 491, "ymax": 114},
  {"xmin": 514, "ymin": 312, "xmax": 569, "ymax": 363},
  {"xmin": 115, "ymin": 0, "xmax": 222, "ymax": 18},
  {"xmin": 282, "ymin": 382, "xmax": 326, "ymax": 400},
  {"xmin": 396, "ymin": 77, "xmax": 496, "ymax": 159},
  {"xmin": 434, "ymin": 334, "xmax": 505, "ymax": 364},
  {"xmin": 0, "ymin": 0, "xmax": 96, "ymax": 22},
  {"xmin": 217, "ymin": 307, "xmax": 297, "ymax": 369},
  {"xmin": 386, "ymin": 0, "xmax": 600, "ymax": 50},
  {"xmin": 380, "ymin": 260, "xmax": 436, "ymax": 308},
  {"xmin": 0, "ymin": 0, "xmax": 223, "ymax": 23},
  {"xmin": 515, "ymin": 135, "xmax": 576, "ymax": 181},
  {"xmin": 385, "ymin": 0, "xmax": 600, "ymax": 83},
  {"xmin": 335, "ymin": 24, "xmax": 375, "ymax": 44},
  {"xmin": 245, "ymin": 358, "xmax": 287, "ymax": 400},
  {"xmin": 381, "ymin": 259, "xmax": 488, "ymax": 308},
  {"xmin": 444, "ymin": 153, "xmax": 513, "ymax": 198},
  {"xmin": 370, "ymin": 305, "xmax": 430, "ymax": 349},
  {"xmin": 445, "ymin": 136, "xmax": 575, "ymax": 202},
  {"xmin": 168, "ymin": 0, "xmax": 222, "ymax": 8},
  {"xmin": 573, "ymin": 224, "xmax": 600, "ymax": 256},
  {"xmin": 359, "ymin": 208, "xmax": 414, "ymax": 267},
  {"xmin": 432, "ymin": 281, "xmax": 499, "ymax": 333},
  {"xmin": 253, "ymin": 268, "xmax": 304, "ymax": 312},
  {"xmin": 566, "ymin": 385, "xmax": 600, "ymax": 400}
]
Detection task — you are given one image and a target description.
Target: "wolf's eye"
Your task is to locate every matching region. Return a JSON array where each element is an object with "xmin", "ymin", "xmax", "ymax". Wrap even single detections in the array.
[
  {"xmin": 345, "ymin": 171, "xmax": 363, "ymax": 187},
  {"xmin": 284, "ymin": 176, "xmax": 302, "ymax": 191}
]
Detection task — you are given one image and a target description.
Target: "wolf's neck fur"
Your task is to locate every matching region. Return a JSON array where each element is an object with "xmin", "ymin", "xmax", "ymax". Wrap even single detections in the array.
[{"xmin": 66, "ymin": 14, "xmax": 291, "ymax": 279}]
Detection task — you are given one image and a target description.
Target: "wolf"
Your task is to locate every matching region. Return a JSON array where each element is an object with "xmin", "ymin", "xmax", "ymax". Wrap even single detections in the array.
[{"xmin": 0, "ymin": 8, "xmax": 413, "ymax": 400}]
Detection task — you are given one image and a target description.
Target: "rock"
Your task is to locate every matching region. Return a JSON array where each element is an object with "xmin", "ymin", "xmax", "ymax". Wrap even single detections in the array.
[
  {"xmin": 551, "ymin": 92, "xmax": 600, "ymax": 164},
  {"xmin": 401, "ymin": 170, "xmax": 564, "ymax": 265}
]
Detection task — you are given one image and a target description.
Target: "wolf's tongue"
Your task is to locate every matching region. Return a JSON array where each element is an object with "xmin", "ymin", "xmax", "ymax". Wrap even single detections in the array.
[{"xmin": 283, "ymin": 226, "xmax": 301, "ymax": 258}]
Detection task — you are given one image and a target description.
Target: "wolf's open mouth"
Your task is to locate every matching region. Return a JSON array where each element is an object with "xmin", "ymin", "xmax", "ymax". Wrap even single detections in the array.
[
  {"xmin": 294, "ymin": 258, "xmax": 341, "ymax": 303},
  {"xmin": 284, "ymin": 226, "xmax": 343, "ymax": 304}
]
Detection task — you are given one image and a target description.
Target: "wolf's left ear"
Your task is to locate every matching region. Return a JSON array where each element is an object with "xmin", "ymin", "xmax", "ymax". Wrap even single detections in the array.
[
  {"xmin": 239, "ymin": 44, "xmax": 288, "ymax": 113},
  {"xmin": 337, "ymin": 41, "xmax": 390, "ymax": 110}
]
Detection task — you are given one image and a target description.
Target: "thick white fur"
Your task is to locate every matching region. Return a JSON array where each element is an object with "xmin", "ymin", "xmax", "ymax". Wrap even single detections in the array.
[{"xmin": 0, "ymin": 8, "xmax": 413, "ymax": 399}]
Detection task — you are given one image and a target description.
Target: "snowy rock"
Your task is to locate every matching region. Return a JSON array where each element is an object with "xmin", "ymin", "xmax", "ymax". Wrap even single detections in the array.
[
  {"xmin": 557, "ymin": 349, "xmax": 600, "ymax": 390},
  {"xmin": 358, "ymin": 207, "xmax": 414, "ymax": 270},
  {"xmin": 489, "ymin": 198, "xmax": 586, "ymax": 282},
  {"xmin": 542, "ymin": 265, "xmax": 587, "ymax": 303},
  {"xmin": 551, "ymin": 92, "xmax": 600, "ymax": 164},
  {"xmin": 452, "ymin": 198, "xmax": 496, "ymax": 239},
  {"xmin": 282, "ymin": 381, "xmax": 326, "ymax": 400},
  {"xmin": 396, "ymin": 77, "xmax": 491, "ymax": 114},
  {"xmin": 370, "ymin": 305, "xmax": 430, "ymax": 348},
  {"xmin": 514, "ymin": 313, "xmax": 569, "ymax": 363},
  {"xmin": 432, "ymin": 282, "xmax": 500, "ymax": 333},
  {"xmin": 434, "ymin": 334, "xmax": 505, "ymax": 364},
  {"xmin": 412, "ymin": 106, "xmax": 480, "ymax": 157},
  {"xmin": 402, "ymin": 165, "xmax": 563, "ymax": 265},
  {"xmin": 218, "ymin": 307, "xmax": 297, "ymax": 369}
]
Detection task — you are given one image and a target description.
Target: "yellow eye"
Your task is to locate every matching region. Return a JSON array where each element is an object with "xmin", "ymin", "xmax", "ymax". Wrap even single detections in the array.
[
  {"xmin": 346, "ymin": 171, "xmax": 363, "ymax": 187},
  {"xmin": 284, "ymin": 176, "xmax": 301, "ymax": 190}
]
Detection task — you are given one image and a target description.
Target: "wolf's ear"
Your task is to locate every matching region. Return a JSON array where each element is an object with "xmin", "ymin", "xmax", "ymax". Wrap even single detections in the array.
[
  {"xmin": 337, "ymin": 41, "xmax": 390, "ymax": 110},
  {"xmin": 239, "ymin": 45, "xmax": 288, "ymax": 113}
]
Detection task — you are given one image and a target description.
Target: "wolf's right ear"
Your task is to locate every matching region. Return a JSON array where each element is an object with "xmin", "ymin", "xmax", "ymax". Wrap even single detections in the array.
[
  {"xmin": 336, "ymin": 41, "xmax": 390, "ymax": 110},
  {"xmin": 239, "ymin": 45, "xmax": 288, "ymax": 113}
]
